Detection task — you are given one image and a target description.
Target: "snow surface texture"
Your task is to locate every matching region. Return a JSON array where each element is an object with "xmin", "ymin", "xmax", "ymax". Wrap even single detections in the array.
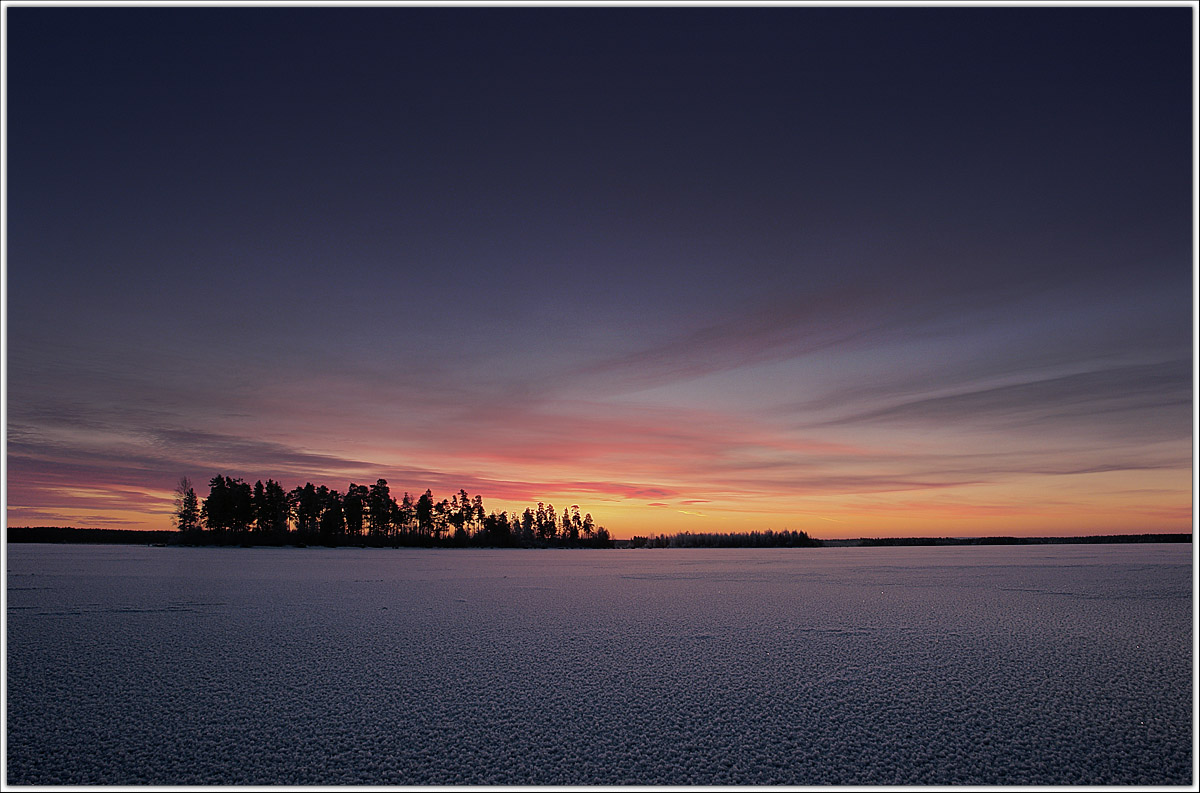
[{"xmin": 6, "ymin": 544, "xmax": 1193, "ymax": 785}]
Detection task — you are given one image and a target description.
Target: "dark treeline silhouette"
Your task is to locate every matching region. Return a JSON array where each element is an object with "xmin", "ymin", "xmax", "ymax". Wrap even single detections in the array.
[
  {"xmin": 851, "ymin": 533, "xmax": 1192, "ymax": 547},
  {"xmin": 630, "ymin": 530, "xmax": 820, "ymax": 548},
  {"xmin": 7, "ymin": 527, "xmax": 177, "ymax": 545},
  {"xmin": 8, "ymin": 524, "xmax": 1188, "ymax": 549},
  {"xmin": 174, "ymin": 476, "xmax": 612, "ymax": 548}
]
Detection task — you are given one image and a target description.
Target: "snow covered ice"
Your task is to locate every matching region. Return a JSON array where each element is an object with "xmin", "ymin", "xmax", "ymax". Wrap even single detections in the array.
[{"xmin": 6, "ymin": 543, "xmax": 1193, "ymax": 785}]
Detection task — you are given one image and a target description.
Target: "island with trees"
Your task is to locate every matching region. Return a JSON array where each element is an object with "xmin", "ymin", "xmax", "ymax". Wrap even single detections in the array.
[{"xmin": 172, "ymin": 475, "xmax": 614, "ymax": 548}]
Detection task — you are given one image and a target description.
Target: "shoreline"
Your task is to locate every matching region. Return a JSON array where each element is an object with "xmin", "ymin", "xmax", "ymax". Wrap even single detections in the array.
[{"xmin": 4, "ymin": 527, "xmax": 1191, "ymax": 548}]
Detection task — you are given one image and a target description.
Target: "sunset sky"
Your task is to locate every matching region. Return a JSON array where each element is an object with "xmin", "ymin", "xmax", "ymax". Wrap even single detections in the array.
[{"xmin": 6, "ymin": 7, "xmax": 1194, "ymax": 538}]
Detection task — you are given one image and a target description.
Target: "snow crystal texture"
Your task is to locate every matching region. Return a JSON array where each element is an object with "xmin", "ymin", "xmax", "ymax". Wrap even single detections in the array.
[{"xmin": 6, "ymin": 544, "xmax": 1193, "ymax": 785}]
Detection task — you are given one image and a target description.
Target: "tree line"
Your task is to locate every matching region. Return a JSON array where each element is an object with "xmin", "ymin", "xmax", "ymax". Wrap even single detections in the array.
[
  {"xmin": 630, "ymin": 529, "xmax": 820, "ymax": 548},
  {"xmin": 174, "ymin": 475, "xmax": 611, "ymax": 548}
]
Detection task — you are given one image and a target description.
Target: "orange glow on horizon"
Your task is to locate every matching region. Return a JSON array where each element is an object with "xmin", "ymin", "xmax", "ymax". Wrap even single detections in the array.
[{"xmin": 6, "ymin": 401, "xmax": 1191, "ymax": 541}]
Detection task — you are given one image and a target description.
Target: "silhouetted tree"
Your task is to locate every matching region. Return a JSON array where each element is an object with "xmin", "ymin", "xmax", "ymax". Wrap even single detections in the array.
[
  {"xmin": 482, "ymin": 510, "xmax": 512, "ymax": 546},
  {"xmin": 367, "ymin": 479, "xmax": 393, "ymax": 540},
  {"xmin": 457, "ymin": 489, "xmax": 471, "ymax": 529},
  {"xmin": 229, "ymin": 478, "xmax": 253, "ymax": 533},
  {"xmin": 416, "ymin": 489, "xmax": 435, "ymax": 539},
  {"xmin": 344, "ymin": 483, "xmax": 368, "ymax": 538},
  {"xmin": 201, "ymin": 475, "xmax": 230, "ymax": 534},
  {"xmin": 397, "ymin": 492, "xmax": 415, "ymax": 539},
  {"xmin": 252, "ymin": 480, "xmax": 268, "ymax": 533},
  {"xmin": 449, "ymin": 490, "xmax": 468, "ymax": 543},
  {"xmin": 200, "ymin": 475, "xmax": 253, "ymax": 536},
  {"xmin": 260, "ymin": 479, "xmax": 290, "ymax": 536},
  {"xmin": 291, "ymin": 483, "xmax": 321, "ymax": 542},
  {"xmin": 318, "ymin": 487, "xmax": 345, "ymax": 543},
  {"xmin": 388, "ymin": 499, "xmax": 403, "ymax": 540},
  {"xmin": 434, "ymin": 497, "xmax": 451, "ymax": 540},
  {"xmin": 175, "ymin": 477, "xmax": 200, "ymax": 534},
  {"xmin": 520, "ymin": 508, "xmax": 535, "ymax": 544},
  {"xmin": 471, "ymin": 494, "xmax": 484, "ymax": 537}
]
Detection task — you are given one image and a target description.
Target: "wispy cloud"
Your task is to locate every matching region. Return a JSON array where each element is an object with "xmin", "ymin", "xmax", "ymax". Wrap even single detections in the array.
[{"xmin": 823, "ymin": 360, "xmax": 1190, "ymax": 435}]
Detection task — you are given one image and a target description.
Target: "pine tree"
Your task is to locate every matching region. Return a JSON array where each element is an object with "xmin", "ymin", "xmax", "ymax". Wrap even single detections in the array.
[
  {"xmin": 175, "ymin": 477, "xmax": 200, "ymax": 534},
  {"xmin": 367, "ymin": 479, "xmax": 393, "ymax": 539}
]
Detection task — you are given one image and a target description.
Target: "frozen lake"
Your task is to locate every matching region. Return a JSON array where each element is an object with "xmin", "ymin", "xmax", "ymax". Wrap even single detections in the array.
[{"xmin": 6, "ymin": 543, "xmax": 1193, "ymax": 785}]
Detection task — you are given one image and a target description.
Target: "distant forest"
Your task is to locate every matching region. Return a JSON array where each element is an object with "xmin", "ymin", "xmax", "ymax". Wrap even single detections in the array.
[
  {"xmin": 7, "ymin": 523, "xmax": 1188, "ymax": 549},
  {"xmin": 632, "ymin": 530, "xmax": 820, "ymax": 548},
  {"xmin": 174, "ymin": 475, "xmax": 613, "ymax": 548}
]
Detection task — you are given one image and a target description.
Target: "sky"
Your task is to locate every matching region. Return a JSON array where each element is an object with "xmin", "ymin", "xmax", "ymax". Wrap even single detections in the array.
[{"xmin": 6, "ymin": 6, "xmax": 1194, "ymax": 539}]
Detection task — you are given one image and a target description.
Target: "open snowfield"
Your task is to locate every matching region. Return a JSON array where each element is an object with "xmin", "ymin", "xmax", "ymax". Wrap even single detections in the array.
[{"xmin": 6, "ymin": 543, "xmax": 1193, "ymax": 785}]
